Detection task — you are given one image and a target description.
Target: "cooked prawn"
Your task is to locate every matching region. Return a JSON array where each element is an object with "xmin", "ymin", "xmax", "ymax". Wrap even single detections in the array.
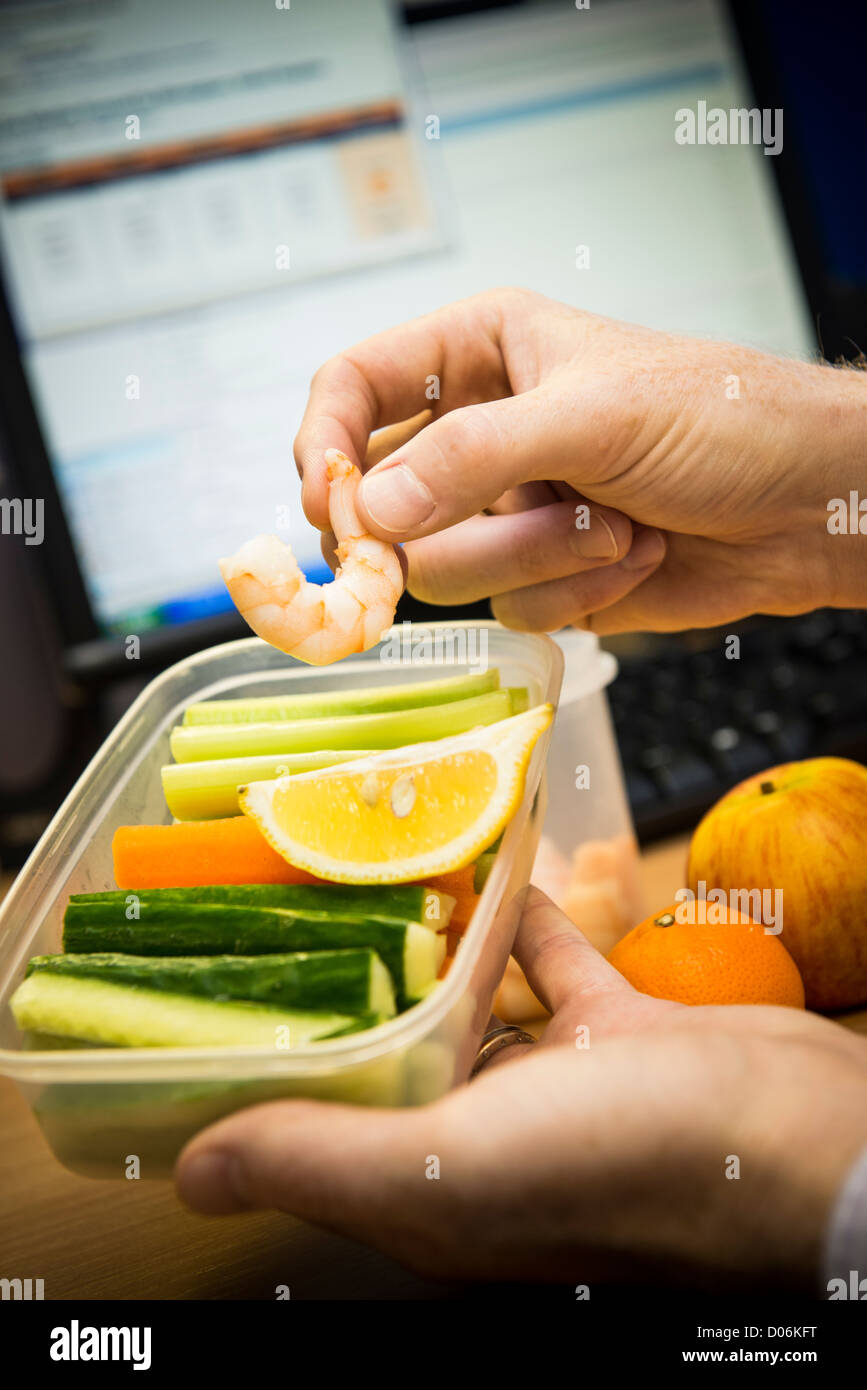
[{"xmin": 219, "ymin": 449, "xmax": 403, "ymax": 665}]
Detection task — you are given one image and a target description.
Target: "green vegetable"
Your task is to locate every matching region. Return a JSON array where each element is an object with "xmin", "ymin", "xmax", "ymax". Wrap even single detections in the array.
[
  {"xmin": 10, "ymin": 972, "xmax": 367, "ymax": 1049},
  {"xmin": 66, "ymin": 882, "xmax": 453, "ymax": 927},
  {"xmin": 182, "ymin": 670, "xmax": 500, "ymax": 725},
  {"xmin": 169, "ymin": 689, "xmax": 524, "ymax": 763},
  {"xmin": 62, "ymin": 886, "xmax": 449, "ymax": 1003},
  {"xmin": 161, "ymin": 749, "xmax": 370, "ymax": 820},
  {"xmin": 473, "ymin": 851, "xmax": 498, "ymax": 895},
  {"xmin": 26, "ymin": 948, "xmax": 396, "ymax": 1018}
]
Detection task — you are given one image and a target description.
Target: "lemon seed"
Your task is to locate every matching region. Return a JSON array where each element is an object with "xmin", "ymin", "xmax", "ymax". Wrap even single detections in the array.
[
  {"xmin": 390, "ymin": 773, "xmax": 416, "ymax": 818},
  {"xmin": 360, "ymin": 773, "xmax": 380, "ymax": 808}
]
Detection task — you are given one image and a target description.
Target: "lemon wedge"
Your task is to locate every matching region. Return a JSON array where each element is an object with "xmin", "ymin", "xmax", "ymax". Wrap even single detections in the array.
[{"xmin": 239, "ymin": 704, "xmax": 553, "ymax": 883}]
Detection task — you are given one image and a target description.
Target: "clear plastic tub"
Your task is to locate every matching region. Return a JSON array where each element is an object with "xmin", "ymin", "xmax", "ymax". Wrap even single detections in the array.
[
  {"xmin": 494, "ymin": 628, "xmax": 642, "ymax": 1020},
  {"xmin": 539, "ymin": 628, "xmax": 644, "ymax": 954},
  {"xmin": 0, "ymin": 622, "xmax": 561, "ymax": 1178}
]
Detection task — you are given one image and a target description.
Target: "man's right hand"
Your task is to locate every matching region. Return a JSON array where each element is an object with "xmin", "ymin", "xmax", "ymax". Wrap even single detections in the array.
[{"xmin": 295, "ymin": 288, "xmax": 867, "ymax": 634}]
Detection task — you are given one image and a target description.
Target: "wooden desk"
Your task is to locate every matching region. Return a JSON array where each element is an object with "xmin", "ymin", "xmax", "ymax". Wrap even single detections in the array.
[{"xmin": 1, "ymin": 841, "xmax": 864, "ymax": 1300}]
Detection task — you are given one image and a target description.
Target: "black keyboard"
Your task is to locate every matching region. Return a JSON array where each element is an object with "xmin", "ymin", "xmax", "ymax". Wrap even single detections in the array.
[{"xmin": 608, "ymin": 609, "xmax": 867, "ymax": 843}]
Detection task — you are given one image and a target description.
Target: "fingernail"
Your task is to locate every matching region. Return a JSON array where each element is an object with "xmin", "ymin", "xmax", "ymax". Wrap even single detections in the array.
[
  {"xmin": 360, "ymin": 464, "xmax": 435, "ymax": 534},
  {"xmin": 572, "ymin": 511, "xmax": 619, "ymax": 560},
  {"xmin": 621, "ymin": 526, "xmax": 666, "ymax": 572},
  {"xmin": 178, "ymin": 1150, "xmax": 249, "ymax": 1213}
]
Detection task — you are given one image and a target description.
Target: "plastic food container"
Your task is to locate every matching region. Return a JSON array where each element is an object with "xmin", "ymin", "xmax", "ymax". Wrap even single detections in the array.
[
  {"xmin": 538, "ymin": 629, "xmax": 644, "ymax": 955},
  {"xmin": 0, "ymin": 622, "xmax": 561, "ymax": 1178}
]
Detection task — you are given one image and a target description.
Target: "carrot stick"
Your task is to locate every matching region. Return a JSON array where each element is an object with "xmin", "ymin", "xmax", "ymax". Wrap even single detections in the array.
[
  {"xmin": 113, "ymin": 819, "xmax": 486, "ymax": 927},
  {"xmin": 423, "ymin": 866, "xmax": 480, "ymax": 933},
  {"xmin": 437, "ymin": 954, "xmax": 455, "ymax": 981},
  {"xmin": 112, "ymin": 819, "xmax": 320, "ymax": 889}
]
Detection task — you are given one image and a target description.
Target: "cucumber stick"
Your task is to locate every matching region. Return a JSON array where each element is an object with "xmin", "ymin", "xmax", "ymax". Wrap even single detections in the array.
[
  {"xmin": 161, "ymin": 749, "xmax": 371, "ymax": 820},
  {"xmin": 182, "ymin": 670, "xmax": 500, "ymax": 725},
  {"xmin": 63, "ymin": 895, "xmax": 447, "ymax": 1003},
  {"xmin": 59, "ymin": 920, "xmax": 445, "ymax": 1005},
  {"xmin": 66, "ymin": 883, "xmax": 454, "ymax": 928},
  {"xmin": 169, "ymin": 689, "xmax": 524, "ymax": 763},
  {"xmin": 27, "ymin": 948, "xmax": 397, "ymax": 1018},
  {"xmin": 10, "ymin": 972, "xmax": 366, "ymax": 1049}
]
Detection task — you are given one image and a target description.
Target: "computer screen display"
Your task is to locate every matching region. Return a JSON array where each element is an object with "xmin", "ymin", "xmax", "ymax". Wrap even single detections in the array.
[{"xmin": 0, "ymin": 0, "xmax": 814, "ymax": 647}]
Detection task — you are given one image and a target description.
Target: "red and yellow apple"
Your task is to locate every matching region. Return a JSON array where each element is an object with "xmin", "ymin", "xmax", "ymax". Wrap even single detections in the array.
[{"xmin": 687, "ymin": 757, "xmax": 867, "ymax": 1011}]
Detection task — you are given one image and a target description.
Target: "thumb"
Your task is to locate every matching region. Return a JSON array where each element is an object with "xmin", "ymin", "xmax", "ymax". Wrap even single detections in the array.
[
  {"xmin": 515, "ymin": 887, "xmax": 684, "ymax": 1039},
  {"xmin": 356, "ymin": 388, "xmax": 584, "ymax": 541},
  {"xmin": 514, "ymin": 886, "xmax": 640, "ymax": 1025},
  {"xmin": 175, "ymin": 1095, "xmax": 442, "ymax": 1248}
]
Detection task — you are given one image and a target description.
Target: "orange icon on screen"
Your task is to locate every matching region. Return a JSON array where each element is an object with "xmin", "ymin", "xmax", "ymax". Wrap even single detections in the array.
[{"xmin": 368, "ymin": 168, "xmax": 392, "ymax": 195}]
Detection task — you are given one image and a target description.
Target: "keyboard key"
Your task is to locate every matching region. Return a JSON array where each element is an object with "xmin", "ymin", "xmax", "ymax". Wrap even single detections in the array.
[
  {"xmin": 750, "ymin": 710, "xmax": 812, "ymax": 760},
  {"xmin": 808, "ymin": 666, "xmax": 867, "ymax": 725},
  {"xmin": 639, "ymin": 746, "xmax": 718, "ymax": 799},
  {"xmin": 625, "ymin": 770, "xmax": 657, "ymax": 811},
  {"xmin": 683, "ymin": 654, "xmax": 713, "ymax": 680},
  {"xmin": 707, "ymin": 727, "xmax": 770, "ymax": 781},
  {"xmin": 631, "ymin": 713, "xmax": 669, "ymax": 745},
  {"xmin": 818, "ymin": 636, "xmax": 855, "ymax": 664},
  {"xmin": 729, "ymin": 687, "xmax": 759, "ymax": 719},
  {"xmin": 788, "ymin": 612, "xmax": 837, "ymax": 652},
  {"xmin": 834, "ymin": 611, "xmax": 867, "ymax": 635},
  {"xmin": 770, "ymin": 662, "xmax": 798, "ymax": 692}
]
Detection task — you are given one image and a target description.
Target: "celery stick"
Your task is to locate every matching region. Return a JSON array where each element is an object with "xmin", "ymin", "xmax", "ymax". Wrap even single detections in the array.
[
  {"xmin": 182, "ymin": 669, "xmax": 500, "ymax": 725},
  {"xmin": 10, "ymin": 973, "xmax": 364, "ymax": 1050},
  {"xmin": 508, "ymin": 687, "xmax": 530, "ymax": 714},
  {"xmin": 170, "ymin": 689, "xmax": 516, "ymax": 764},
  {"xmin": 161, "ymin": 749, "xmax": 371, "ymax": 820}
]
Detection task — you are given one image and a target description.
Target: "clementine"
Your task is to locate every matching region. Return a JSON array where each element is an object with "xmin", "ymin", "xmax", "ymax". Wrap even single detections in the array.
[{"xmin": 606, "ymin": 902, "xmax": 805, "ymax": 1008}]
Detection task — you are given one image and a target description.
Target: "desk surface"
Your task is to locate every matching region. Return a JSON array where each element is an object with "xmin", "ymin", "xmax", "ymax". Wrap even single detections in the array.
[{"xmin": 1, "ymin": 838, "xmax": 865, "ymax": 1301}]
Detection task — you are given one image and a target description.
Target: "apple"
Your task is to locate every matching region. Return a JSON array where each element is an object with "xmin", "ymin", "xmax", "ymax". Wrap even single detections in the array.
[{"xmin": 687, "ymin": 757, "xmax": 867, "ymax": 1011}]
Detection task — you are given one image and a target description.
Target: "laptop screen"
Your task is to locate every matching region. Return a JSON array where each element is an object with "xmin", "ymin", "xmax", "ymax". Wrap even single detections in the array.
[{"xmin": 0, "ymin": 0, "xmax": 813, "ymax": 646}]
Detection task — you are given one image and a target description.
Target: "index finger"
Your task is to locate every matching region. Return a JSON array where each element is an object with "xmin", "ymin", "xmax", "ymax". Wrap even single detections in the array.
[{"xmin": 293, "ymin": 291, "xmax": 510, "ymax": 529}]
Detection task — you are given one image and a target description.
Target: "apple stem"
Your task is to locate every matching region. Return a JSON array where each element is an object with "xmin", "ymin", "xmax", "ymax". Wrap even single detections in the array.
[{"xmin": 760, "ymin": 780, "xmax": 775, "ymax": 795}]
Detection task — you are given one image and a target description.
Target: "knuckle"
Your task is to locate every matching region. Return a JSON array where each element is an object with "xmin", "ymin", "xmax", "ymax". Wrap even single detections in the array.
[
  {"xmin": 308, "ymin": 357, "xmax": 337, "ymax": 391},
  {"xmin": 403, "ymin": 539, "xmax": 447, "ymax": 603},
  {"xmin": 509, "ymin": 521, "xmax": 555, "ymax": 580},
  {"xmin": 449, "ymin": 401, "xmax": 502, "ymax": 459},
  {"xmin": 424, "ymin": 406, "xmax": 491, "ymax": 479},
  {"xmin": 310, "ymin": 350, "xmax": 363, "ymax": 396},
  {"xmin": 559, "ymin": 569, "xmax": 609, "ymax": 618},
  {"xmin": 486, "ymin": 284, "xmax": 538, "ymax": 309},
  {"xmin": 470, "ymin": 286, "xmax": 541, "ymax": 338},
  {"xmin": 490, "ymin": 591, "xmax": 536, "ymax": 632}
]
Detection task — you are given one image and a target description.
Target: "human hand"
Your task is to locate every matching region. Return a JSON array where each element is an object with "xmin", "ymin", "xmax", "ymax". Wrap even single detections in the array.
[
  {"xmin": 294, "ymin": 289, "xmax": 867, "ymax": 633},
  {"xmin": 176, "ymin": 889, "xmax": 867, "ymax": 1291}
]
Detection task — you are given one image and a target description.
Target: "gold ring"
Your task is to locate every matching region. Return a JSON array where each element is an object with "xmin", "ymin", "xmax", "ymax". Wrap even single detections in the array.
[{"xmin": 470, "ymin": 1023, "xmax": 536, "ymax": 1077}]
